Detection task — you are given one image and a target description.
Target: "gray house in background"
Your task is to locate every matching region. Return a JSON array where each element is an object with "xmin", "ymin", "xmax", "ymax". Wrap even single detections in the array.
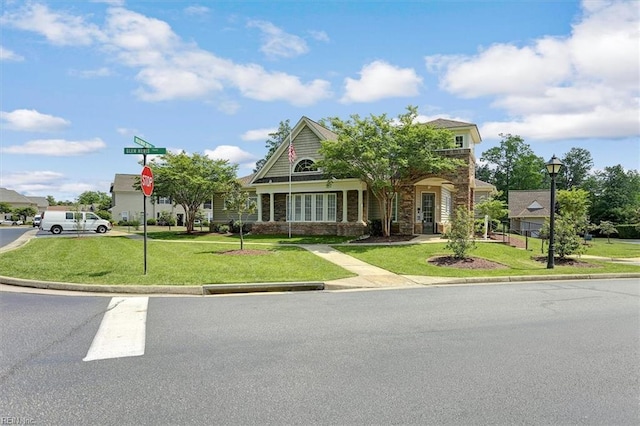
[
  {"xmin": 508, "ymin": 190, "xmax": 551, "ymax": 235},
  {"xmin": 0, "ymin": 187, "xmax": 48, "ymax": 220}
]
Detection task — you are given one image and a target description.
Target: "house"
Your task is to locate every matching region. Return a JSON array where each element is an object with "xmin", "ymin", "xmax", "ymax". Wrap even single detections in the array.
[
  {"xmin": 109, "ymin": 174, "xmax": 257, "ymax": 226},
  {"xmin": 249, "ymin": 116, "xmax": 483, "ymax": 236},
  {"xmin": 110, "ymin": 116, "xmax": 489, "ymax": 235},
  {"xmin": 508, "ymin": 190, "xmax": 551, "ymax": 235},
  {"xmin": 0, "ymin": 187, "xmax": 47, "ymax": 220}
]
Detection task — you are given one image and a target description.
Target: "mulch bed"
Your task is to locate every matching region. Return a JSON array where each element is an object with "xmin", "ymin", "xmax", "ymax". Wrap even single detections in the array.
[
  {"xmin": 350, "ymin": 235, "xmax": 417, "ymax": 243},
  {"xmin": 531, "ymin": 256, "xmax": 597, "ymax": 267},
  {"xmin": 428, "ymin": 256, "xmax": 507, "ymax": 269}
]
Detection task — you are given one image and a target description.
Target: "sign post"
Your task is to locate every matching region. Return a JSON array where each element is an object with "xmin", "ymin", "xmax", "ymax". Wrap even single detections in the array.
[{"xmin": 123, "ymin": 136, "xmax": 167, "ymax": 275}]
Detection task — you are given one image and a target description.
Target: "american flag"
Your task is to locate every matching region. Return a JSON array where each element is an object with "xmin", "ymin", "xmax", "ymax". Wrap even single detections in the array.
[{"xmin": 288, "ymin": 139, "xmax": 296, "ymax": 163}]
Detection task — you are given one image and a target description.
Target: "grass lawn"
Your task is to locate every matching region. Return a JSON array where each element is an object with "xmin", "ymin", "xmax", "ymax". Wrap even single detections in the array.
[
  {"xmin": 0, "ymin": 236, "xmax": 354, "ymax": 285},
  {"xmin": 334, "ymin": 240, "xmax": 640, "ymax": 278}
]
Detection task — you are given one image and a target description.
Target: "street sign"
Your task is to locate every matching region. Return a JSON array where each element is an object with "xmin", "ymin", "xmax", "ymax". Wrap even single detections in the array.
[
  {"xmin": 124, "ymin": 147, "xmax": 167, "ymax": 155},
  {"xmin": 141, "ymin": 166, "xmax": 154, "ymax": 197},
  {"xmin": 134, "ymin": 136, "xmax": 154, "ymax": 148}
]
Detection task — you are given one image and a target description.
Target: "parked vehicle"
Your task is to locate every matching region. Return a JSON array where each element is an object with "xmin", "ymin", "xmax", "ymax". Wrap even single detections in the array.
[
  {"xmin": 33, "ymin": 215, "xmax": 42, "ymax": 227},
  {"xmin": 40, "ymin": 211, "xmax": 112, "ymax": 234},
  {"xmin": 0, "ymin": 219, "xmax": 23, "ymax": 226}
]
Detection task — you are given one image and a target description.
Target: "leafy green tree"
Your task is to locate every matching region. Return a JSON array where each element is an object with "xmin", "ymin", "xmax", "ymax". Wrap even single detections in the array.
[
  {"xmin": 77, "ymin": 191, "xmax": 111, "ymax": 211},
  {"xmin": 585, "ymin": 165, "xmax": 640, "ymax": 224},
  {"xmin": 479, "ymin": 134, "xmax": 546, "ymax": 200},
  {"xmin": 558, "ymin": 147, "xmax": 593, "ymax": 190},
  {"xmin": 474, "ymin": 191, "xmax": 508, "ymax": 233},
  {"xmin": 317, "ymin": 106, "xmax": 460, "ymax": 237},
  {"xmin": 445, "ymin": 206, "xmax": 476, "ymax": 259},
  {"xmin": 224, "ymin": 182, "xmax": 257, "ymax": 250},
  {"xmin": 148, "ymin": 151, "xmax": 237, "ymax": 233},
  {"xmin": 46, "ymin": 195, "xmax": 56, "ymax": 206},
  {"xmin": 556, "ymin": 188, "xmax": 591, "ymax": 236},
  {"xmin": 253, "ymin": 120, "xmax": 292, "ymax": 173},
  {"xmin": 597, "ymin": 221, "xmax": 618, "ymax": 243},
  {"xmin": 0, "ymin": 202, "xmax": 12, "ymax": 216},
  {"xmin": 13, "ymin": 207, "xmax": 37, "ymax": 222},
  {"xmin": 553, "ymin": 216, "xmax": 586, "ymax": 259}
]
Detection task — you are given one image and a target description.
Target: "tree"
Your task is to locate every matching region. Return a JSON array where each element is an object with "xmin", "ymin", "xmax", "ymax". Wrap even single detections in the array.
[
  {"xmin": 479, "ymin": 134, "xmax": 546, "ymax": 201},
  {"xmin": 13, "ymin": 207, "xmax": 37, "ymax": 222},
  {"xmin": 224, "ymin": 182, "xmax": 257, "ymax": 250},
  {"xmin": 445, "ymin": 206, "xmax": 476, "ymax": 259},
  {"xmin": 253, "ymin": 120, "xmax": 292, "ymax": 173},
  {"xmin": 556, "ymin": 188, "xmax": 591, "ymax": 236},
  {"xmin": 597, "ymin": 221, "xmax": 618, "ymax": 243},
  {"xmin": 148, "ymin": 152, "xmax": 238, "ymax": 233},
  {"xmin": 0, "ymin": 202, "xmax": 12, "ymax": 216},
  {"xmin": 317, "ymin": 106, "xmax": 460, "ymax": 237},
  {"xmin": 474, "ymin": 191, "xmax": 508, "ymax": 233},
  {"xmin": 553, "ymin": 216, "xmax": 586, "ymax": 259},
  {"xmin": 46, "ymin": 195, "xmax": 56, "ymax": 206},
  {"xmin": 558, "ymin": 147, "xmax": 593, "ymax": 190},
  {"xmin": 586, "ymin": 165, "xmax": 640, "ymax": 224},
  {"xmin": 77, "ymin": 191, "xmax": 111, "ymax": 211}
]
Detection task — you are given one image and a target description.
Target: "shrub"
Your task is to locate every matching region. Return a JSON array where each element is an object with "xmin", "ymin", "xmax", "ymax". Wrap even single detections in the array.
[
  {"xmin": 616, "ymin": 224, "xmax": 640, "ymax": 239},
  {"xmin": 446, "ymin": 207, "xmax": 476, "ymax": 259},
  {"xmin": 147, "ymin": 218, "xmax": 156, "ymax": 226},
  {"xmin": 218, "ymin": 225, "xmax": 230, "ymax": 233},
  {"xmin": 553, "ymin": 216, "xmax": 586, "ymax": 259}
]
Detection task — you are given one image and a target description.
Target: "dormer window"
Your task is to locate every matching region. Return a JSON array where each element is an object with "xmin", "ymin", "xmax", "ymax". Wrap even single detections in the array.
[
  {"xmin": 455, "ymin": 135, "xmax": 464, "ymax": 148},
  {"xmin": 294, "ymin": 159, "xmax": 316, "ymax": 173}
]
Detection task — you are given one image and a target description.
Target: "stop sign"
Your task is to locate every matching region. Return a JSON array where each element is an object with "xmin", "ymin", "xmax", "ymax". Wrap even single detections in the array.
[{"xmin": 141, "ymin": 166, "xmax": 154, "ymax": 197}]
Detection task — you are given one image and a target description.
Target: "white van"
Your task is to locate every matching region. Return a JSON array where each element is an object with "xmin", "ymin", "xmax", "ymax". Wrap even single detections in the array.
[{"xmin": 40, "ymin": 211, "xmax": 112, "ymax": 235}]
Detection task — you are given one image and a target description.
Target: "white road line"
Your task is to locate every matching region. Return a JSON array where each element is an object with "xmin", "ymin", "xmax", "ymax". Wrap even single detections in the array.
[{"xmin": 83, "ymin": 297, "xmax": 148, "ymax": 362}]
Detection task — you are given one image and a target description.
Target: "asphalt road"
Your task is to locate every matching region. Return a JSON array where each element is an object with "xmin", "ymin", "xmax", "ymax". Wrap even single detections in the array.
[
  {"xmin": 1, "ymin": 278, "xmax": 638, "ymax": 425},
  {"xmin": 0, "ymin": 226, "xmax": 34, "ymax": 246}
]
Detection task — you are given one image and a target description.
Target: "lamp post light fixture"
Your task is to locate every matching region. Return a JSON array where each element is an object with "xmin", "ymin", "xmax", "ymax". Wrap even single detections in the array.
[{"xmin": 545, "ymin": 154, "xmax": 564, "ymax": 269}]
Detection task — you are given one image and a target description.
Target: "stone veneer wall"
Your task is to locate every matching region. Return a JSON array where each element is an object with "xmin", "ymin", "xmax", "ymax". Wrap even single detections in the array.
[{"xmin": 251, "ymin": 221, "xmax": 366, "ymax": 236}]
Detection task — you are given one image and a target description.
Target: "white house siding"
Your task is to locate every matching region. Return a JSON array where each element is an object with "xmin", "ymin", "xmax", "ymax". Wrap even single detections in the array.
[{"xmin": 440, "ymin": 187, "xmax": 452, "ymax": 223}]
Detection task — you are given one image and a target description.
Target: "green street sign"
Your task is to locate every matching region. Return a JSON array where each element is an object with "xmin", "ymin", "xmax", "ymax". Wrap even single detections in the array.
[
  {"xmin": 124, "ymin": 147, "xmax": 167, "ymax": 155},
  {"xmin": 134, "ymin": 136, "xmax": 154, "ymax": 148}
]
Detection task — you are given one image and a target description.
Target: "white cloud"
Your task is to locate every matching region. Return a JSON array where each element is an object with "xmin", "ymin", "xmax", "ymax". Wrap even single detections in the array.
[
  {"xmin": 425, "ymin": 0, "xmax": 640, "ymax": 141},
  {"xmin": 68, "ymin": 67, "xmax": 112, "ymax": 78},
  {"xmin": 309, "ymin": 30, "xmax": 330, "ymax": 43},
  {"xmin": 1, "ymin": 138, "xmax": 107, "ymax": 156},
  {"xmin": 241, "ymin": 128, "xmax": 276, "ymax": 141},
  {"xmin": 205, "ymin": 145, "xmax": 258, "ymax": 166},
  {"xmin": 1, "ymin": 109, "xmax": 70, "ymax": 132},
  {"xmin": 116, "ymin": 127, "xmax": 138, "ymax": 136},
  {"xmin": 247, "ymin": 20, "xmax": 308, "ymax": 59},
  {"xmin": 341, "ymin": 61, "xmax": 423, "ymax": 103},
  {"xmin": 184, "ymin": 6, "xmax": 210, "ymax": 16},
  {"xmin": 0, "ymin": 3, "xmax": 104, "ymax": 46},
  {"xmin": 0, "ymin": 45, "xmax": 24, "ymax": 61}
]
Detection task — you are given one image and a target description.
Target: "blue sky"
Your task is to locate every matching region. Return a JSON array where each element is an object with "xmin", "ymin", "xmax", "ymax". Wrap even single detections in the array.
[{"xmin": 1, "ymin": 0, "xmax": 638, "ymax": 201}]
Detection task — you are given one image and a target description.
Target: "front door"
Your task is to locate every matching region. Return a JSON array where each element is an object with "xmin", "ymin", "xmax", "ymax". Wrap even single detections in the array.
[{"xmin": 421, "ymin": 193, "xmax": 435, "ymax": 234}]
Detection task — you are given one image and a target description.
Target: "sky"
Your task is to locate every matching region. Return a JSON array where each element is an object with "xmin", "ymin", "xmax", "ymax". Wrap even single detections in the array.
[{"xmin": 1, "ymin": 0, "xmax": 638, "ymax": 202}]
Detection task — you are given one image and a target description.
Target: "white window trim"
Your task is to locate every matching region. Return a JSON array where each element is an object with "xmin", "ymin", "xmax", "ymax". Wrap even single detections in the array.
[{"xmin": 286, "ymin": 193, "xmax": 337, "ymax": 222}]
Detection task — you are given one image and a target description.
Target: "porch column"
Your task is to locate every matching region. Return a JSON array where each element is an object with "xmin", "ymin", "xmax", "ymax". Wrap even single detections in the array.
[
  {"xmin": 269, "ymin": 193, "xmax": 274, "ymax": 222},
  {"xmin": 342, "ymin": 190, "xmax": 348, "ymax": 222},
  {"xmin": 357, "ymin": 189, "xmax": 364, "ymax": 223},
  {"xmin": 256, "ymin": 194, "xmax": 263, "ymax": 222}
]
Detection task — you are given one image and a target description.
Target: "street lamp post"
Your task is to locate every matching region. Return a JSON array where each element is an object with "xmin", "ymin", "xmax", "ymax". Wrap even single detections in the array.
[{"xmin": 546, "ymin": 155, "xmax": 563, "ymax": 269}]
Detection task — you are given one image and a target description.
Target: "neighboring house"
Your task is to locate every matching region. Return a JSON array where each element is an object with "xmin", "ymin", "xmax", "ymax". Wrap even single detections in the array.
[
  {"xmin": 0, "ymin": 187, "xmax": 44, "ymax": 220},
  {"xmin": 109, "ymin": 174, "xmax": 258, "ymax": 226},
  {"xmin": 508, "ymin": 190, "xmax": 551, "ymax": 235},
  {"xmin": 110, "ymin": 116, "xmax": 487, "ymax": 236}
]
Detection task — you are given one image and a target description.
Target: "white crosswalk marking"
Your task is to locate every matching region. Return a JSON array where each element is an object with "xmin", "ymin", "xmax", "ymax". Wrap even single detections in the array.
[{"xmin": 83, "ymin": 297, "xmax": 148, "ymax": 362}]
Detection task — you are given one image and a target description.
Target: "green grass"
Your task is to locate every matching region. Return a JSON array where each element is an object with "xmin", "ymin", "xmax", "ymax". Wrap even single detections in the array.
[
  {"xmin": 0, "ymin": 237, "xmax": 354, "ymax": 285},
  {"xmin": 114, "ymin": 226, "xmax": 353, "ymax": 245},
  {"xmin": 334, "ymin": 241, "xmax": 640, "ymax": 278}
]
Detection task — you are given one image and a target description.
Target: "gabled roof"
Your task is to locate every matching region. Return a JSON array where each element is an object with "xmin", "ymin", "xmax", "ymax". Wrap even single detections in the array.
[
  {"xmin": 508, "ymin": 190, "xmax": 551, "ymax": 218},
  {"xmin": 111, "ymin": 174, "xmax": 138, "ymax": 193},
  {"xmin": 474, "ymin": 179, "xmax": 495, "ymax": 191},
  {"xmin": 251, "ymin": 116, "xmax": 337, "ymax": 184},
  {"xmin": 0, "ymin": 187, "xmax": 35, "ymax": 204},
  {"xmin": 426, "ymin": 118, "xmax": 482, "ymax": 144}
]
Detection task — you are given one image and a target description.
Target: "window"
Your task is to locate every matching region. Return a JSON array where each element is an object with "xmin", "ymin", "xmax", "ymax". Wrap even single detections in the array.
[
  {"xmin": 287, "ymin": 193, "xmax": 337, "ymax": 222},
  {"xmin": 391, "ymin": 193, "xmax": 398, "ymax": 222},
  {"xmin": 65, "ymin": 212, "xmax": 74, "ymax": 220},
  {"xmin": 203, "ymin": 200, "xmax": 212, "ymax": 209},
  {"xmin": 455, "ymin": 135, "xmax": 464, "ymax": 148},
  {"xmin": 294, "ymin": 159, "xmax": 316, "ymax": 173},
  {"xmin": 157, "ymin": 196, "xmax": 171, "ymax": 205}
]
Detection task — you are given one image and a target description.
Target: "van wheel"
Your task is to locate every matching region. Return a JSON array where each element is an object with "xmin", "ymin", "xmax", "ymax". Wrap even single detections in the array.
[
  {"xmin": 96, "ymin": 225, "xmax": 107, "ymax": 234},
  {"xmin": 51, "ymin": 226, "xmax": 62, "ymax": 235}
]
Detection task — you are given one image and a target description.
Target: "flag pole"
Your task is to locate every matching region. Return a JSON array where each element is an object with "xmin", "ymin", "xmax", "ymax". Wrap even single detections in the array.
[{"xmin": 288, "ymin": 132, "xmax": 293, "ymax": 238}]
